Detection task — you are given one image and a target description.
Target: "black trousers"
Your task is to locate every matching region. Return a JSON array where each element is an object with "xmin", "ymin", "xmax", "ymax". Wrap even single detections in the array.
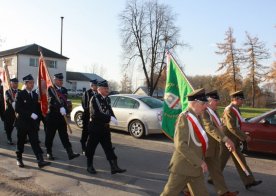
[
  {"xmin": 45, "ymin": 114, "xmax": 71, "ymax": 153},
  {"xmin": 4, "ymin": 111, "xmax": 15, "ymax": 140},
  {"xmin": 80, "ymin": 111, "xmax": 89, "ymax": 148},
  {"xmin": 16, "ymin": 127, "xmax": 43, "ymax": 155},
  {"xmin": 86, "ymin": 123, "xmax": 117, "ymax": 161}
]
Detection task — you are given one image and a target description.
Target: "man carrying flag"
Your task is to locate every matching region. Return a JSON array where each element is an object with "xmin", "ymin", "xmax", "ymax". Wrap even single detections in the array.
[
  {"xmin": 44, "ymin": 73, "xmax": 80, "ymax": 160},
  {"xmin": 4, "ymin": 77, "xmax": 20, "ymax": 145},
  {"xmin": 161, "ymin": 88, "xmax": 209, "ymax": 196}
]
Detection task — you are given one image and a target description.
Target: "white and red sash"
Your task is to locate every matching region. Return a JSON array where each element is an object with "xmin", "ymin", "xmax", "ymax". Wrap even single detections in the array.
[
  {"xmin": 207, "ymin": 107, "xmax": 222, "ymax": 127},
  {"xmin": 186, "ymin": 112, "xmax": 208, "ymax": 155},
  {"xmin": 226, "ymin": 105, "xmax": 245, "ymax": 127}
]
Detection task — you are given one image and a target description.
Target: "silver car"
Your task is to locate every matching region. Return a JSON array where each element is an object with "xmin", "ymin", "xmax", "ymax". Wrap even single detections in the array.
[{"xmin": 70, "ymin": 94, "xmax": 163, "ymax": 138}]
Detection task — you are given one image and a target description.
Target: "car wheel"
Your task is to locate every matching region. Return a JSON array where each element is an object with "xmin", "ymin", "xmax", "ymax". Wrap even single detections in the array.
[
  {"xmin": 128, "ymin": 120, "xmax": 145, "ymax": 139},
  {"xmin": 74, "ymin": 112, "xmax": 83, "ymax": 128},
  {"xmin": 239, "ymin": 141, "xmax": 247, "ymax": 153}
]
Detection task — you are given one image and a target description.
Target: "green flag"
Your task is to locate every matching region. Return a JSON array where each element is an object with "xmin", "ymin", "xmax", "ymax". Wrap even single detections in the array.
[{"xmin": 162, "ymin": 53, "xmax": 194, "ymax": 139}]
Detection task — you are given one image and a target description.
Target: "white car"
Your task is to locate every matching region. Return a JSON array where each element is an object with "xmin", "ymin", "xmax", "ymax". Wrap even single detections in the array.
[{"xmin": 70, "ymin": 94, "xmax": 163, "ymax": 138}]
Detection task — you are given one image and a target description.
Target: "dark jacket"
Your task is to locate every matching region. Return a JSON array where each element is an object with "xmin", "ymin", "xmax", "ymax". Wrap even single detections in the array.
[
  {"xmin": 14, "ymin": 89, "xmax": 42, "ymax": 131},
  {"xmin": 89, "ymin": 94, "xmax": 115, "ymax": 127},
  {"xmin": 47, "ymin": 85, "xmax": 68, "ymax": 115}
]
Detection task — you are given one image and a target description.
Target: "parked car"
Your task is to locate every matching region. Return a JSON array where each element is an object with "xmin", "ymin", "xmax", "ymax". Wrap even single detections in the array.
[
  {"xmin": 70, "ymin": 94, "xmax": 163, "ymax": 138},
  {"xmin": 240, "ymin": 108, "xmax": 276, "ymax": 155}
]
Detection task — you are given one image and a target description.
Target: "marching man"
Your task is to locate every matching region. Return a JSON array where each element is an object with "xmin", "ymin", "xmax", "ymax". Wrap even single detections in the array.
[{"xmin": 161, "ymin": 88, "xmax": 209, "ymax": 196}]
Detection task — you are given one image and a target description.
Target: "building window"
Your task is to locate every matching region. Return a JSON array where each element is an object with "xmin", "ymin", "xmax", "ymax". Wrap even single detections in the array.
[
  {"xmin": 45, "ymin": 60, "xmax": 57, "ymax": 69},
  {"xmin": 29, "ymin": 58, "xmax": 38, "ymax": 67}
]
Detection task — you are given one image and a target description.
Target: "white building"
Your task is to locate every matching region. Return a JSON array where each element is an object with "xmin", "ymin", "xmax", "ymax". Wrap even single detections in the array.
[
  {"xmin": 66, "ymin": 71, "xmax": 104, "ymax": 92},
  {"xmin": 0, "ymin": 43, "xmax": 69, "ymax": 86}
]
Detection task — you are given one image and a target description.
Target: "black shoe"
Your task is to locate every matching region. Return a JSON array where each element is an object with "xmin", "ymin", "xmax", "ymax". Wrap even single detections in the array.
[
  {"xmin": 46, "ymin": 153, "xmax": 55, "ymax": 160},
  {"xmin": 66, "ymin": 148, "xmax": 80, "ymax": 160},
  {"xmin": 87, "ymin": 166, "xmax": 97, "ymax": 174},
  {"xmin": 109, "ymin": 159, "xmax": 126, "ymax": 175},
  {"xmin": 7, "ymin": 139, "xmax": 14, "ymax": 145},
  {"xmin": 245, "ymin": 180, "xmax": 262, "ymax": 190},
  {"xmin": 37, "ymin": 154, "xmax": 51, "ymax": 168},
  {"xmin": 17, "ymin": 160, "xmax": 24, "ymax": 168}
]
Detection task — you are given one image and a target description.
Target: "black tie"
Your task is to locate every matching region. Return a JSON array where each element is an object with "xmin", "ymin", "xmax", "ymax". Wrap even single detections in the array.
[{"xmin": 29, "ymin": 92, "xmax": 32, "ymax": 100}]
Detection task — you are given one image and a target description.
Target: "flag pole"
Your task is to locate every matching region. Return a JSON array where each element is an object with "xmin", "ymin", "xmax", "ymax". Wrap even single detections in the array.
[
  {"xmin": 3, "ymin": 59, "xmax": 15, "ymax": 101},
  {"xmin": 38, "ymin": 50, "xmax": 72, "ymax": 134},
  {"xmin": 168, "ymin": 52, "xmax": 194, "ymax": 91}
]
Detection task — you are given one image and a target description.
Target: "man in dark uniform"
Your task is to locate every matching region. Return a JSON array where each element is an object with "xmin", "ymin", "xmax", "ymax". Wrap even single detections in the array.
[
  {"xmin": 14, "ymin": 74, "xmax": 50, "ymax": 168},
  {"xmin": 80, "ymin": 79, "xmax": 98, "ymax": 154},
  {"xmin": 45, "ymin": 73, "xmax": 80, "ymax": 160},
  {"xmin": 4, "ymin": 78, "xmax": 20, "ymax": 145},
  {"xmin": 86, "ymin": 80, "xmax": 126, "ymax": 175},
  {"xmin": 221, "ymin": 90, "xmax": 262, "ymax": 190},
  {"xmin": 0, "ymin": 79, "xmax": 5, "ymax": 121}
]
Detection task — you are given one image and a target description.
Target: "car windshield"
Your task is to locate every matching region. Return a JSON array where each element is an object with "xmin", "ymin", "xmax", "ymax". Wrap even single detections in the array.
[
  {"xmin": 248, "ymin": 109, "xmax": 276, "ymax": 122},
  {"xmin": 138, "ymin": 97, "xmax": 163, "ymax": 109}
]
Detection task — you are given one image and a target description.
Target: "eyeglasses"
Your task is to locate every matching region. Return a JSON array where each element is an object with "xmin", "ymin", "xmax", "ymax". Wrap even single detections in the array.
[{"xmin": 195, "ymin": 100, "xmax": 208, "ymax": 105}]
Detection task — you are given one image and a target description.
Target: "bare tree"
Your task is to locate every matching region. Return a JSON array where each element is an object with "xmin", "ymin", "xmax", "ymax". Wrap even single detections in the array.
[
  {"xmin": 243, "ymin": 32, "xmax": 270, "ymax": 107},
  {"xmin": 216, "ymin": 27, "xmax": 243, "ymax": 92},
  {"xmin": 119, "ymin": 0, "xmax": 183, "ymax": 96},
  {"xmin": 121, "ymin": 73, "xmax": 132, "ymax": 93}
]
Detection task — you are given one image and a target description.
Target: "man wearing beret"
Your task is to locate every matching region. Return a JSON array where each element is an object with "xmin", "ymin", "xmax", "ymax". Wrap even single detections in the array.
[
  {"xmin": 4, "ymin": 77, "xmax": 20, "ymax": 145},
  {"xmin": 161, "ymin": 88, "xmax": 209, "ymax": 196},
  {"xmin": 80, "ymin": 79, "xmax": 98, "ymax": 154},
  {"xmin": 201, "ymin": 90, "xmax": 238, "ymax": 196},
  {"xmin": 86, "ymin": 80, "xmax": 126, "ymax": 175},
  {"xmin": 221, "ymin": 90, "xmax": 262, "ymax": 190},
  {"xmin": 45, "ymin": 73, "xmax": 80, "ymax": 160},
  {"xmin": 14, "ymin": 74, "xmax": 50, "ymax": 168}
]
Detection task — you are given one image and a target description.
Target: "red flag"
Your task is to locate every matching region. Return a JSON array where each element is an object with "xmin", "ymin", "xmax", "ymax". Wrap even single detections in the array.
[{"xmin": 38, "ymin": 57, "xmax": 53, "ymax": 116}]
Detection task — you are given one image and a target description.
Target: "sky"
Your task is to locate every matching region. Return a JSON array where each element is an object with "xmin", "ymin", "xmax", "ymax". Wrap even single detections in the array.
[{"xmin": 1, "ymin": 0, "xmax": 276, "ymax": 89}]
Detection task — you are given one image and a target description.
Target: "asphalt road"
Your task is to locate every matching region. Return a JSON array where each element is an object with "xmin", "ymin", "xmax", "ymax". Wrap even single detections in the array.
[{"xmin": 0, "ymin": 121, "xmax": 275, "ymax": 196}]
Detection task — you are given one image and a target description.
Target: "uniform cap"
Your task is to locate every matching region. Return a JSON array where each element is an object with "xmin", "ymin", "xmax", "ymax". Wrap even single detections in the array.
[
  {"xmin": 230, "ymin": 90, "xmax": 245, "ymax": 99},
  {"xmin": 54, "ymin": 73, "xmax": 64, "ymax": 80},
  {"xmin": 90, "ymin": 79, "xmax": 98, "ymax": 85},
  {"xmin": 22, "ymin": 74, "xmax": 34, "ymax": 82},
  {"xmin": 97, "ymin": 80, "xmax": 108, "ymax": 87},
  {"xmin": 10, "ymin": 78, "xmax": 19, "ymax": 83},
  {"xmin": 206, "ymin": 90, "xmax": 220, "ymax": 100},
  {"xmin": 187, "ymin": 88, "xmax": 208, "ymax": 102}
]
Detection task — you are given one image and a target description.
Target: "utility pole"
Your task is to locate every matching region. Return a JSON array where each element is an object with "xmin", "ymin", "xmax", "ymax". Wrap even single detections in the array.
[{"xmin": 60, "ymin": 16, "xmax": 64, "ymax": 55}]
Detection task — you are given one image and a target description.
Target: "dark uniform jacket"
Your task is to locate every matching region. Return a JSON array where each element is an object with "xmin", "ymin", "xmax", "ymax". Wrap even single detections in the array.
[
  {"xmin": 89, "ymin": 94, "xmax": 115, "ymax": 128},
  {"xmin": 14, "ymin": 89, "xmax": 42, "ymax": 131},
  {"xmin": 82, "ymin": 89, "xmax": 97, "ymax": 124},
  {"xmin": 47, "ymin": 85, "xmax": 69, "ymax": 115}
]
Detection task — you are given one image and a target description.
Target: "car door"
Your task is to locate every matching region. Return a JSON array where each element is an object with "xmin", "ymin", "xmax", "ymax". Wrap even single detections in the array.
[
  {"xmin": 252, "ymin": 112, "xmax": 276, "ymax": 154},
  {"xmin": 112, "ymin": 96, "xmax": 139, "ymax": 130}
]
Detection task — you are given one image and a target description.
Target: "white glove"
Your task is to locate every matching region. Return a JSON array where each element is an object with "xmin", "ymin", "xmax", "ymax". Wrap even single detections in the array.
[
  {"xmin": 60, "ymin": 107, "xmax": 66, "ymax": 115},
  {"xmin": 110, "ymin": 116, "xmax": 118, "ymax": 125},
  {"xmin": 31, "ymin": 113, "xmax": 38, "ymax": 120},
  {"xmin": 12, "ymin": 102, "xmax": 15, "ymax": 109}
]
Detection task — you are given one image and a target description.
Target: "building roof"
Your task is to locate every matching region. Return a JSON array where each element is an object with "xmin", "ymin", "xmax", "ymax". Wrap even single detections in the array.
[
  {"xmin": 0, "ymin": 43, "xmax": 69, "ymax": 59},
  {"xmin": 66, "ymin": 71, "xmax": 104, "ymax": 82}
]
